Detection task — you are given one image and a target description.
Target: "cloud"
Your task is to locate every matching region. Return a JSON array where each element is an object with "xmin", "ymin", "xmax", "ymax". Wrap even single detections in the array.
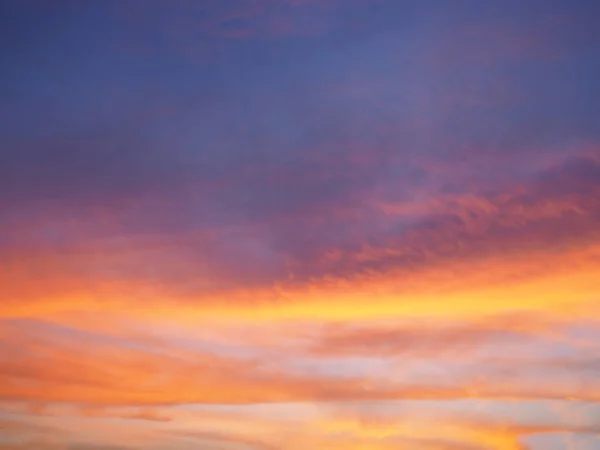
[
  {"xmin": 78, "ymin": 407, "xmax": 172, "ymax": 423},
  {"xmin": 1, "ymin": 152, "xmax": 599, "ymax": 326},
  {"xmin": 2, "ymin": 1, "xmax": 600, "ymax": 449},
  {"xmin": 2, "ymin": 317, "xmax": 600, "ymax": 410},
  {"xmin": 0, "ymin": 319, "xmax": 314, "ymax": 405},
  {"xmin": 310, "ymin": 314, "xmax": 551, "ymax": 358},
  {"xmin": 303, "ymin": 414, "xmax": 600, "ymax": 450}
]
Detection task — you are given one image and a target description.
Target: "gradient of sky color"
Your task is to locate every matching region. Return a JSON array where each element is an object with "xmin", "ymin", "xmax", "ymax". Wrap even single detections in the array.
[{"xmin": 1, "ymin": 1, "xmax": 600, "ymax": 449}]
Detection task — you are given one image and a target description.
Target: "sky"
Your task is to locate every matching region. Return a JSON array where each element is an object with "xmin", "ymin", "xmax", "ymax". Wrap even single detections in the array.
[{"xmin": 1, "ymin": 0, "xmax": 600, "ymax": 449}]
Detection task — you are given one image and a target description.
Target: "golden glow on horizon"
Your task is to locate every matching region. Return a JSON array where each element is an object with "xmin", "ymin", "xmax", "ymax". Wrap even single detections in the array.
[{"xmin": 3, "ymin": 241, "xmax": 598, "ymax": 324}]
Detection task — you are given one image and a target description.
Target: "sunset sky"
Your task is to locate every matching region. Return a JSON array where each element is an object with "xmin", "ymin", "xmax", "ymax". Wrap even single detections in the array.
[{"xmin": 1, "ymin": 1, "xmax": 600, "ymax": 449}]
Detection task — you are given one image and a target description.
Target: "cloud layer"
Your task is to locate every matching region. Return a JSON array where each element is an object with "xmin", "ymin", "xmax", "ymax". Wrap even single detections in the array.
[{"xmin": 1, "ymin": 0, "xmax": 600, "ymax": 449}]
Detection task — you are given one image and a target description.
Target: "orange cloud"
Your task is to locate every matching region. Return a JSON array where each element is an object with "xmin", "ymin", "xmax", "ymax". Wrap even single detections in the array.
[
  {"xmin": 2, "ymin": 318, "xmax": 600, "ymax": 409},
  {"xmin": 3, "ymin": 152, "xmax": 600, "ymax": 329}
]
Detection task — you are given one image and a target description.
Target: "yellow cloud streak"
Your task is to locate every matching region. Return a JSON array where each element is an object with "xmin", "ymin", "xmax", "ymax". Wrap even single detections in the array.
[{"xmin": 2, "ymin": 240, "xmax": 599, "ymax": 326}]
